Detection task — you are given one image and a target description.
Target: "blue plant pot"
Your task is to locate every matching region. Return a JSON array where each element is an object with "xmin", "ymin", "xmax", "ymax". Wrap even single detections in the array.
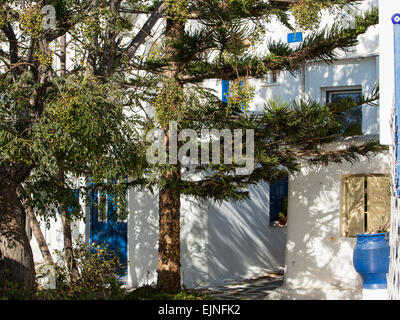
[{"xmin": 353, "ymin": 233, "xmax": 390, "ymax": 290}]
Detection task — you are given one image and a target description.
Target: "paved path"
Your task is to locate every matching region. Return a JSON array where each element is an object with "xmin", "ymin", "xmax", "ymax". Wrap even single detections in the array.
[
  {"xmin": 194, "ymin": 272, "xmax": 284, "ymax": 300},
  {"xmin": 193, "ymin": 272, "xmax": 362, "ymax": 300}
]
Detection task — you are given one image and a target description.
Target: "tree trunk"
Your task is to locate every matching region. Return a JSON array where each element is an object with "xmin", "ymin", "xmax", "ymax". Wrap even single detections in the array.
[
  {"xmin": 25, "ymin": 208, "xmax": 53, "ymax": 265},
  {"xmin": 17, "ymin": 185, "xmax": 54, "ymax": 265},
  {"xmin": 0, "ymin": 186, "xmax": 36, "ymax": 292},
  {"xmin": 154, "ymin": 13, "xmax": 186, "ymax": 293},
  {"xmin": 156, "ymin": 171, "xmax": 181, "ymax": 293},
  {"xmin": 60, "ymin": 206, "xmax": 80, "ymax": 282},
  {"xmin": 60, "ymin": 34, "xmax": 67, "ymax": 76},
  {"xmin": 57, "ymin": 171, "xmax": 80, "ymax": 282},
  {"xmin": 155, "ymin": 15, "xmax": 185, "ymax": 293}
]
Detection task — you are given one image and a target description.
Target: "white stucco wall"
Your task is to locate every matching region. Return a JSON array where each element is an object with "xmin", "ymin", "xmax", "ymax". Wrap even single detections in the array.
[
  {"xmin": 125, "ymin": 183, "xmax": 286, "ymax": 289},
  {"xmin": 30, "ymin": 0, "xmax": 381, "ymax": 291},
  {"xmin": 206, "ymin": 182, "xmax": 286, "ymax": 287},
  {"xmin": 379, "ymin": 0, "xmax": 400, "ymax": 145},
  {"xmin": 284, "ymin": 149, "xmax": 390, "ymax": 290},
  {"xmin": 30, "ymin": 193, "xmax": 88, "ymax": 265}
]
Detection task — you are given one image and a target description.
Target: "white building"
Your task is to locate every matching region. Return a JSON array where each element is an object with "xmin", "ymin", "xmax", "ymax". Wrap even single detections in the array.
[{"xmin": 29, "ymin": 0, "xmax": 387, "ymax": 297}]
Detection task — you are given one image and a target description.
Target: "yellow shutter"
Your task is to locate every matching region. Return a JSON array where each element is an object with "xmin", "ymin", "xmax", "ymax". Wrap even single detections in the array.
[
  {"xmin": 366, "ymin": 176, "xmax": 390, "ymax": 233},
  {"xmin": 344, "ymin": 176, "xmax": 365, "ymax": 237}
]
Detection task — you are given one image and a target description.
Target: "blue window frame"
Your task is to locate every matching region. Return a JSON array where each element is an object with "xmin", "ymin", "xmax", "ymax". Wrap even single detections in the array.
[
  {"xmin": 222, "ymin": 79, "xmax": 229, "ymax": 103},
  {"xmin": 221, "ymin": 79, "xmax": 248, "ymax": 110},
  {"xmin": 269, "ymin": 176, "xmax": 289, "ymax": 226}
]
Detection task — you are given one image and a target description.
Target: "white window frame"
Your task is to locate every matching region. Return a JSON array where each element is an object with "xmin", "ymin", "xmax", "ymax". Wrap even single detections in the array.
[
  {"xmin": 321, "ymin": 85, "xmax": 362, "ymax": 104},
  {"xmin": 261, "ymin": 71, "xmax": 280, "ymax": 87}
]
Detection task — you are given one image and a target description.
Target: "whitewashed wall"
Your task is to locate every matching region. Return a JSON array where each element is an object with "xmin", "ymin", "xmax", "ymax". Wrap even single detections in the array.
[
  {"xmin": 378, "ymin": 0, "xmax": 399, "ymax": 145},
  {"xmin": 29, "ymin": 194, "xmax": 88, "ymax": 265},
  {"xmin": 280, "ymin": 0, "xmax": 384, "ymax": 293},
  {"xmin": 126, "ymin": 183, "xmax": 286, "ymax": 289},
  {"xmin": 284, "ymin": 150, "xmax": 390, "ymax": 290},
  {"xmin": 30, "ymin": 0, "xmax": 382, "ymax": 290}
]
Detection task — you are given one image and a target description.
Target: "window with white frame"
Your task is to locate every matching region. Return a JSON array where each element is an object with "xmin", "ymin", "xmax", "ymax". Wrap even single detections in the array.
[
  {"xmin": 262, "ymin": 71, "xmax": 279, "ymax": 86},
  {"xmin": 325, "ymin": 86, "xmax": 363, "ymax": 135}
]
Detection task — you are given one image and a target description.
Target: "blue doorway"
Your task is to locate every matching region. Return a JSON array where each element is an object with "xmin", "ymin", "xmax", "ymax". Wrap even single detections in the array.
[{"xmin": 89, "ymin": 184, "xmax": 128, "ymax": 281}]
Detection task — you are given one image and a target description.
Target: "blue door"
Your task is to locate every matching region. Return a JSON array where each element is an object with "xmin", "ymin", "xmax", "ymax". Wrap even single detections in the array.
[{"xmin": 89, "ymin": 184, "xmax": 128, "ymax": 276}]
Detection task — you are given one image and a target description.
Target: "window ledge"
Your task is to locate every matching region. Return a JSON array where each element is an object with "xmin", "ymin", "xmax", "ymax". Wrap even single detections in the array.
[
  {"xmin": 260, "ymin": 83, "xmax": 280, "ymax": 88},
  {"xmin": 270, "ymin": 222, "xmax": 287, "ymax": 228}
]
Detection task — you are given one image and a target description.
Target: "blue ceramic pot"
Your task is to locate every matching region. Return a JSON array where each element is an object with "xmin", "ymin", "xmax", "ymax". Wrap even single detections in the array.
[{"xmin": 353, "ymin": 233, "xmax": 390, "ymax": 289}]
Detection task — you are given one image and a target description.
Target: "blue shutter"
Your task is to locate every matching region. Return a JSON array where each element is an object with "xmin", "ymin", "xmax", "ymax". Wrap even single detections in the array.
[
  {"xmin": 269, "ymin": 176, "xmax": 289, "ymax": 223},
  {"xmin": 393, "ymin": 14, "xmax": 400, "ymax": 196},
  {"xmin": 287, "ymin": 32, "xmax": 303, "ymax": 43},
  {"xmin": 222, "ymin": 80, "xmax": 229, "ymax": 102}
]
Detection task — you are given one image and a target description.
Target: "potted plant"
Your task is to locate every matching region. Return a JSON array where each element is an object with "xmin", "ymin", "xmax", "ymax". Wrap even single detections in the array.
[{"xmin": 277, "ymin": 197, "xmax": 288, "ymax": 226}]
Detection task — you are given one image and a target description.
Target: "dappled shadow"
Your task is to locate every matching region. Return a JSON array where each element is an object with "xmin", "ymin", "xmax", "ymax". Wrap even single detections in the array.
[
  {"xmin": 124, "ymin": 182, "xmax": 286, "ymax": 289},
  {"xmin": 127, "ymin": 189, "xmax": 159, "ymax": 287},
  {"xmin": 206, "ymin": 181, "xmax": 287, "ymax": 287},
  {"xmin": 283, "ymin": 152, "xmax": 390, "ymax": 294}
]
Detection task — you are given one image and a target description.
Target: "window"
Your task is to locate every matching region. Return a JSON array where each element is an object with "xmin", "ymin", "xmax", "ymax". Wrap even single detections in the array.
[
  {"xmin": 270, "ymin": 176, "xmax": 289, "ymax": 227},
  {"xmin": 95, "ymin": 190, "xmax": 128, "ymax": 222},
  {"xmin": 270, "ymin": 71, "xmax": 278, "ymax": 84},
  {"xmin": 97, "ymin": 190, "xmax": 108, "ymax": 222},
  {"xmin": 264, "ymin": 71, "xmax": 279, "ymax": 85},
  {"xmin": 325, "ymin": 87, "xmax": 362, "ymax": 135},
  {"xmin": 341, "ymin": 174, "xmax": 390, "ymax": 237},
  {"xmin": 112, "ymin": 191, "xmax": 128, "ymax": 222}
]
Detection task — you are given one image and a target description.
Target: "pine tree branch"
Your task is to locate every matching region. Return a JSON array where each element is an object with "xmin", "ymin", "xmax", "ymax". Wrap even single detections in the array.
[
  {"xmin": 1, "ymin": 22, "xmax": 19, "ymax": 66},
  {"xmin": 43, "ymin": 0, "xmax": 99, "ymax": 43},
  {"xmin": 180, "ymin": 6, "xmax": 378, "ymax": 83},
  {"xmin": 119, "ymin": 2, "xmax": 166, "ymax": 62}
]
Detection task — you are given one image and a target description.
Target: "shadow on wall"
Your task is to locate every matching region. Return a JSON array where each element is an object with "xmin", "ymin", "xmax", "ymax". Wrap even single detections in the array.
[
  {"xmin": 124, "ymin": 181, "xmax": 287, "ymax": 289},
  {"xmin": 207, "ymin": 181, "xmax": 287, "ymax": 287},
  {"xmin": 180, "ymin": 196, "xmax": 209, "ymax": 288},
  {"xmin": 127, "ymin": 189, "xmax": 159, "ymax": 288},
  {"xmin": 285, "ymin": 154, "xmax": 389, "ymax": 290},
  {"xmin": 251, "ymin": 55, "xmax": 379, "ymax": 136}
]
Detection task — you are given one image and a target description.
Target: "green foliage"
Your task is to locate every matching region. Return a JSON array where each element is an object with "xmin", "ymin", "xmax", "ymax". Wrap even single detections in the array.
[
  {"xmin": 19, "ymin": 3, "xmax": 43, "ymax": 38},
  {"xmin": 165, "ymin": 0, "xmax": 190, "ymax": 23},
  {"xmin": 0, "ymin": 1, "xmax": 381, "ymax": 209},
  {"xmin": 154, "ymin": 78, "xmax": 185, "ymax": 128},
  {"xmin": 0, "ymin": 270, "xmax": 31, "ymax": 300},
  {"xmin": 33, "ymin": 236, "xmax": 209, "ymax": 300},
  {"xmin": 226, "ymin": 78, "xmax": 255, "ymax": 113},
  {"xmin": 126, "ymin": 285, "xmax": 211, "ymax": 300},
  {"xmin": 36, "ymin": 236, "xmax": 127, "ymax": 300},
  {"xmin": 289, "ymin": 0, "xmax": 350, "ymax": 31}
]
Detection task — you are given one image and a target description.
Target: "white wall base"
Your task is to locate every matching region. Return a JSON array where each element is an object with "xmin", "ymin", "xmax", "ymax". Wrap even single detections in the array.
[{"xmin": 362, "ymin": 288, "xmax": 389, "ymax": 300}]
